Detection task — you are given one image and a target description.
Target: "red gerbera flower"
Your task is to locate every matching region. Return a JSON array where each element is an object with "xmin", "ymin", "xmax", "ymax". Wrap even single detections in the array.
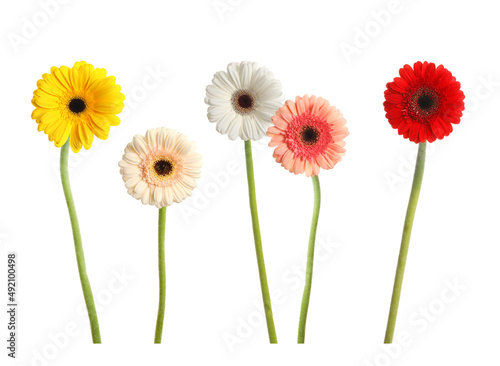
[{"xmin": 384, "ymin": 61, "xmax": 465, "ymax": 143}]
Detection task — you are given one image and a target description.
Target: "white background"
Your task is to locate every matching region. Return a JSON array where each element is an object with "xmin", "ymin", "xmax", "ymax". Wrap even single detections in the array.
[{"xmin": 1, "ymin": 0, "xmax": 499, "ymax": 365}]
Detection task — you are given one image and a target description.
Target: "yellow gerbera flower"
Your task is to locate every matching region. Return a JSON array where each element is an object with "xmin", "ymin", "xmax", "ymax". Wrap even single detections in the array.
[{"xmin": 31, "ymin": 61, "xmax": 125, "ymax": 152}]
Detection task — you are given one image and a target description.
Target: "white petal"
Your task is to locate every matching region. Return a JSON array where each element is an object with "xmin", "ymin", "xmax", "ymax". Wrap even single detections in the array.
[
  {"xmin": 239, "ymin": 62, "xmax": 253, "ymax": 89},
  {"xmin": 206, "ymin": 84, "xmax": 231, "ymax": 99},
  {"xmin": 212, "ymin": 71, "xmax": 236, "ymax": 94},
  {"xmin": 207, "ymin": 105, "xmax": 232, "ymax": 123},
  {"xmin": 256, "ymin": 82, "xmax": 284, "ymax": 101},
  {"xmin": 205, "ymin": 97, "xmax": 231, "ymax": 107},
  {"xmin": 215, "ymin": 110, "xmax": 238, "ymax": 135},
  {"xmin": 226, "ymin": 62, "xmax": 242, "ymax": 90},
  {"xmin": 204, "ymin": 61, "xmax": 283, "ymax": 141},
  {"xmin": 227, "ymin": 115, "xmax": 243, "ymax": 140}
]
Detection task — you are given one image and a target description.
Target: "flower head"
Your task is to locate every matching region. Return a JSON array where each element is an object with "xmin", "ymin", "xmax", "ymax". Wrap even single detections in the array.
[
  {"xmin": 384, "ymin": 61, "xmax": 465, "ymax": 143},
  {"xmin": 31, "ymin": 61, "xmax": 125, "ymax": 152},
  {"xmin": 119, "ymin": 128, "xmax": 202, "ymax": 208},
  {"xmin": 267, "ymin": 95, "xmax": 349, "ymax": 177},
  {"xmin": 205, "ymin": 61, "xmax": 284, "ymax": 141}
]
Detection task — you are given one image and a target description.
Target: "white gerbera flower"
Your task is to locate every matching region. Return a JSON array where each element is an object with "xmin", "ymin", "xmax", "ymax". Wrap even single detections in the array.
[
  {"xmin": 119, "ymin": 127, "xmax": 202, "ymax": 208},
  {"xmin": 205, "ymin": 61, "xmax": 284, "ymax": 141}
]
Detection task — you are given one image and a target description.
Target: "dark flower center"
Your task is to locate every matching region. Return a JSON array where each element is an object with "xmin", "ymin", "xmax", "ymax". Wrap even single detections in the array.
[
  {"xmin": 68, "ymin": 98, "xmax": 86, "ymax": 114},
  {"xmin": 417, "ymin": 94, "xmax": 434, "ymax": 110},
  {"xmin": 154, "ymin": 159, "xmax": 173, "ymax": 176},
  {"xmin": 232, "ymin": 90, "xmax": 256, "ymax": 114},
  {"xmin": 299, "ymin": 126, "xmax": 320, "ymax": 145},
  {"xmin": 410, "ymin": 87, "xmax": 439, "ymax": 120},
  {"xmin": 238, "ymin": 94, "xmax": 253, "ymax": 109}
]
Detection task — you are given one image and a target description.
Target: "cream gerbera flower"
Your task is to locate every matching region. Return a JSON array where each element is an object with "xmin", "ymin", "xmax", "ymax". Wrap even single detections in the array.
[
  {"xmin": 31, "ymin": 61, "xmax": 125, "ymax": 152},
  {"xmin": 119, "ymin": 128, "xmax": 202, "ymax": 208},
  {"xmin": 205, "ymin": 61, "xmax": 284, "ymax": 141}
]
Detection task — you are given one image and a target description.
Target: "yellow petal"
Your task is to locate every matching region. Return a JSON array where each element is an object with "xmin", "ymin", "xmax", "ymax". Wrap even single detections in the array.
[
  {"xmin": 81, "ymin": 64, "xmax": 95, "ymax": 90},
  {"xmin": 70, "ymin": 62, "xmax": 92, "ymax": 92},
  {"xmin": 90, "ymin": 112, "xmax": 110, "ymax": 128},
  {"xmin": 72, "ymin": 61, "xmax": 88, "ymax": 69},
  {"xmin": 87, "ymin": 68, "xmax": 107, "ymax": 91},
  {"xmin": 45, "ymin": 117, "xmax": 63, "ymax": 137},
  {"xmin": 53, "ymin": 66, "xmax": 73, "ymax": 91},
  {"xmin": 70, "ymin": 124, "xmax": 82, "ymax": 152},
  {"xmin": 38, "ymin": 109, "xmax": 62, "ymax": 128},
  {"xmin": 53, "ymin": 122, "xmax": 71, "ymax": 147},
  {"xmin": 93, "ymin": 101, "xmax": 124, "ymax": 114},
  {"xmin": 36, "ymin": 78, "xmax": 62, "ymax": 97},
  {"xmin": 32, "ymin": 62, "xmax": 123, "ymax": 149},
  {"xmin": 79, "ymin": 123, "xmax": 94, "ymax": 150},
  {"xmin": 32, "ymin": 92, "xmax": 60, "ymax": 109},
  {"xmin": 88, "ymin": 119, "xmax": 109, "ymax": 140},
  {"xmin": 45, "ymin": 69, "xmax": 69, "ymax": 93},
  {"xmin": 93, "ymin": 85, "xmax": 122, "ymax": 100},
  {"xmin": 107, "ymin": 114, "xmax": 121, "ymax": 126},
  {"xmin": 31, "ymin": 107, "xmax": 50, "ymax": 121}
]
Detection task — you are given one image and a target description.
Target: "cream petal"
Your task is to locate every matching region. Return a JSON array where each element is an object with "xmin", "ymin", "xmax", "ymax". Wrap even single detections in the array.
[
  {"xmin": 175, "ymin": 138, "xmax": 195, "ymax": 156},
  {"xmin": 145, "ymin": 128, "xmax": 159, "ymax": 148},
  {"xmin": 122, "ymin": 167, "xmax": 141, "ymax": 177},
  {"xmin": 124, "ymin": 175, "xmax": 142, "ymax": 189},
  {"xmin": 154, "ymin": 186, "xmax": 164, "ymax": 204},
  {"xmin": 162, "ymin": 129, "xmax": 177, "ymax": 151},
  {"xmin": 180, "ymin": 176, "xmax": 197, "ymax": 189},
  {"xmin": 123, "ymin": 151, "xmax": 142, "ymax": 164},
  {"xmin": 134, "ymin": 180, "xmax": 148, "ymax": 195},
  {"xmin": 163, "ymin": 187, "xmax": 174, "ymax": 206},
  {"xmin": 132, "ymin": 135, "xmax": 150, "ymax": 158},
  {"xmin": 140, "ymin": 187, "xmax": 151, "ymax": 205}
]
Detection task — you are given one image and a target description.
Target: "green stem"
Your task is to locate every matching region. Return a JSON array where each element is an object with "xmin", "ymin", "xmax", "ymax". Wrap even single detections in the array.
[
  {"xmin": 297, "ymin": 174, "xmax": 321, "ymax": 344},
  {"xmin": 384, "ymin": 142, "xmax": 426, "ymax": 343},
  {"xmin": 60, "ymin": 140, "xmax": 101, "ymax": 344},
  {"xmin": 244, "ymin": 140, "xmax": 277, "ymax": 344},
  {"xmin": 154, "ymin": 206, "xmax": 167, "ymax": 344}
]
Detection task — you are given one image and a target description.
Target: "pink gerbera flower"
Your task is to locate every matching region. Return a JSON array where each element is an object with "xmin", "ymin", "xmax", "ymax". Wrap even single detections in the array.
[{"xmin": 267, "ymin": 95, "xmax": 349, "ymax": 177}]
